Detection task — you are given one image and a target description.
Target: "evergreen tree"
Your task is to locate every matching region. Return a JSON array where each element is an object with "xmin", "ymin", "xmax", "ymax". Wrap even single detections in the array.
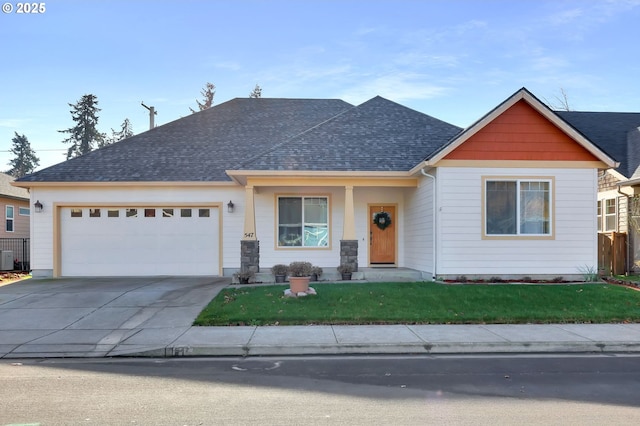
[
  {"xmin": 190, "ymin": 82, "xmax": 216, "ymax": 113},
  {"xmin": 101, "ymin": 118, "xmax": 134, "ymax": 148},
  {"xmin": 7, "ymin": 132, "xmax": 39, "ymax": 178},
  {"xmin": 59, "ymin": 94, "xmax": 105, "ymax": 159},
  {"xmin": 249, "ymin": 84, "xmax": 262, "ymax": 98}
]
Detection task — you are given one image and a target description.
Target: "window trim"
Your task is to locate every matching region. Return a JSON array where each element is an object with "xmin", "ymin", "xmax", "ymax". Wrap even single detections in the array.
[
  {"xmin": 603, "ymin": 198, "xmax": 617, "ymax": 232},
  {"xmin": 597, "ymin": 200, "xmax": 602, "ymax": 232},
  {"xmin": 19, "ymin": 207, "xmax": 30, "ymax": 216},
  {"xmin": 481, "ymin": 176, "xmax": 555, "ymax": 240},
  {"xmin": 275, "ymin": 194, "xmax": 331, "ymax": 250},
  {"xmin": 5, "ymin": 205, "xmax": 14, "ymax": 233}
]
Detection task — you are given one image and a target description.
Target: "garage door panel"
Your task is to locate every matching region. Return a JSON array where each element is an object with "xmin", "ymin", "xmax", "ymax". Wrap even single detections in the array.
[{"xmin": 60, "ymin": 206, "xmax": 220, "ymax": 276}]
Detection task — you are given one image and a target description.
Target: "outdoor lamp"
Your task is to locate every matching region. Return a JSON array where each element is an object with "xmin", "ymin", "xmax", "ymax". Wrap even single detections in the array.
[
  {"xmin": 34, "ymin": 200, "xmax": 43, "ymax": 213},
  {"xmin": 227, "ymin": 200, "xmax": 235, "ymax": 213}
]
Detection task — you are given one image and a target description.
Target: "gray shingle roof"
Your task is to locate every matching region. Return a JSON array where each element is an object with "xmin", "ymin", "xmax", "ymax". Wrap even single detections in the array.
[
  {"xmin": 18, "ymin": 98, "xmax": 353, "ymax": 182},
  {"xmin": 238, "ymin": 96, "xmax": 462, "ymax": 171},
  {"xmin": 556, "ymin": 111, "xmax": 640, "ymax": 178}
]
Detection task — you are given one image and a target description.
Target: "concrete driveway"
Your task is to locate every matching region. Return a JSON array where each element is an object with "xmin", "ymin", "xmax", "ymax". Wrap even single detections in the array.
[{"xmin": 0, "ymin": 276, "xmax": 229, "ymax": 358}]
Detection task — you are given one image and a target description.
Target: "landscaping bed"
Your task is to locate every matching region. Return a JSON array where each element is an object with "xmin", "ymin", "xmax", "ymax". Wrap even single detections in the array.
[
  {"xmin": 0, "ymin": 271, "xmax": 30, "ymax": 285},
  {"xmin": 194, "ymin": 281, "xmax": 640, "ymax": 326}
]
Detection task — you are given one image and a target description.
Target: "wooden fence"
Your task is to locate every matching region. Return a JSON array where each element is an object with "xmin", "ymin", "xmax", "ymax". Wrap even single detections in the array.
[{"xmin": 598, "ymin": 232, "xmax": 626, "ymax": 276}]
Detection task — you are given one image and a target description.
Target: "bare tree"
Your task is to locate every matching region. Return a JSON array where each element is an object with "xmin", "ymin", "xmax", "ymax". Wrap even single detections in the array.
[
  {"xmin": 547, "ymin": 88, "xmax": 572, "ymax": 111},
  {"xmin": 190, "ymin": 82, "xmax": 216, "ymax": 113}
]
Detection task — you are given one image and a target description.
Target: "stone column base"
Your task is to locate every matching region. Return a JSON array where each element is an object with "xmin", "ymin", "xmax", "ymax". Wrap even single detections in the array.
[
  {"xmin": 241, "ymin": 240, "xmax": 260, "ymax": 273},
  {"xmin": 340, "ymin": 240, "xmax": 358, "ymax": 272}
]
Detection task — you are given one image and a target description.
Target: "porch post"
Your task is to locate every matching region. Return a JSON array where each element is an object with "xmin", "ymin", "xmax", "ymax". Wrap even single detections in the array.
[
  {"xmin": 342, "ymin": 185, "xmax": 356, "ymax": 240},
  {"xmin": 341, "ymin": 185, "xmax": 358, "ymax": 271},
  {"xmin": 240, "ymin": 185, "xmax": 259, "ymax": 273},
  {"xmin": 243, "ymin": 185, "xmax": 257, "ymax": 241}
]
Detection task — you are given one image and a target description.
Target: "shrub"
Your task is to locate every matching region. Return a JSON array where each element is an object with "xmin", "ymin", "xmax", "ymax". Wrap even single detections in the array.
[
  {"xmin": 271, "ymin": 264, "xmax": 288, "ymax": 276},
  {"xmin": 337, "ymin": 264, "xmax": 354, "ymax": 274},
  {"xmin": 288, "ymin": 261, "xmax": 313, "ymax": 277}
]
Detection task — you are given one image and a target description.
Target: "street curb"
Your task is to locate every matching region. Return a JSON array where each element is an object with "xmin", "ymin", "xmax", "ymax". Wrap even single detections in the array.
[{"xmin": 114, "ymin": 342, "xmax": 640, "ymax": 358}]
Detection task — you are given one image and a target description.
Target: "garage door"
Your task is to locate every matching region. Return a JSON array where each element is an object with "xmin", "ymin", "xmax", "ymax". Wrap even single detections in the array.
[{"xmin": 60, "ymin": 206, "xmax": 219, "ymax": 276}]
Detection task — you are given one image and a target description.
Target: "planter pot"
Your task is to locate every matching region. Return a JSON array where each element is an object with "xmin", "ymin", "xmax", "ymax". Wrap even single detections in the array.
[
  {"xmin": 275, "ymin": 274, "xmax": 286, "ymax": 283},
  {"xmin": 341, "ymin": 273, "xmax": 352, "ymax": 281},
  {"xmin": 289, "ymin": 276, "xmax": 310, "ymax": 293},
  {"xmin": 238, "ymin": 277, "xmax": 250, "ymax": 284}
]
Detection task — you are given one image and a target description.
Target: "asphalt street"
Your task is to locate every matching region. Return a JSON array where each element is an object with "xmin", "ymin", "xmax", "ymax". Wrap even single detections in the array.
[{"xmin": 1, "ymin": 355, "xmax": 639, "ymax": 425}]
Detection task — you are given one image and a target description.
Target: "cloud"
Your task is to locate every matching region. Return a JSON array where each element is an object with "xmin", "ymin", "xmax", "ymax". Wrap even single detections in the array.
[
  {"xmin": 338, "ymin": 73, "xmax": 450, "ymax": 104},
  {"xmin": 0, "ymin": 118, "xmax": 29, "ymax": 128},
  {"xmin": 214, "ymin": 61, "xmax": 242, "ymax": 71}
]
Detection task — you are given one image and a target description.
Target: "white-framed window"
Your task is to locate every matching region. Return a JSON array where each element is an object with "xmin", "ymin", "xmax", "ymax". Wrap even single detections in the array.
[
  {"xmin": 5, "ymin": 205, "xmax": 14, "ymax": 232},
  {"xmin": 604, "ymin": 198, "xmax": 617, "ymax": 232},
  {"xmin": 19, "ymin": 207, "xmax": 30, "ymax": 216},
  {"xmin": 277, "ymin": 196, "xmax": 329, "ymax": 247},
  {"xmin": 597, "ymin": 200, "xmax": 602, "ymax": 232},
  {"xmin": 485, "ymin": 179, "xmax": 552, "ymax": 236}
]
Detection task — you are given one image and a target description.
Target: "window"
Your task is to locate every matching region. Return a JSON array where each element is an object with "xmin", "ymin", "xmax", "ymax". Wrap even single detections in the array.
[
  {"xmin": 108, "ymin": 209, "xmax": 119, "ymax": 218},
  {"xmin": 597, "ymin": 200, "xmax": 602, "ymax": 232},
  {"xmin": 89, "ymin": 208, "xmax": 101, "ymax": 218},
  {"xmin": 5, "ymin": 205, "xmax": 14, "ymax": 232},
  {"xmin": 604, "ymin": 198, "xmax": 616, "ymax": 232},
  {"xmin": 71, "ymin": 208, "xmax": 82, "ymax": 218},
  {"xmin": 198, "ymin": 208, "xmax": 210, "ymax": 218},
  {"xmin": 180, "ymin": 208, "xmax": 192, "ymax": 217},
  {"xmin": 485, "ymin": 179, "xmax": 551, "ymax": 236},
  {"xmin": 162, "ymin": 208, "xmax": 174, "ymax": 217},
  {"xmin": 144, "ymin": 208, "xmax": 156, "ymax": 217},
  {"xmin": 278, "ymin": 196, "xmax": 328, "ymax": 247},
  {"xmin": 19, "ymin": 207, "xmax": 30, "ymax": 216},
  {"xmin": 126, "ymin": 208, "xmax": 137, "ymax": 218}
]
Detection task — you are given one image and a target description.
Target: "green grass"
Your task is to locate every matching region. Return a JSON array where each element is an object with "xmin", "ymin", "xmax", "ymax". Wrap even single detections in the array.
[{"xmin": 193, "ymin": 281, "xmax": 640, "ymax": 326}]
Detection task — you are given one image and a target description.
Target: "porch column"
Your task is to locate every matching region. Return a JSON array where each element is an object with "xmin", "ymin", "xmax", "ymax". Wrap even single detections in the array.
[
  {"xmin": 241, "ymin": 185, "xmax": 259, "ymax": 273},
  {"xmin": 342, "ymin": 185, "xmax": 356, "ymax": 240},
  {"xmin": 341, "ymin": 185, "xmax": 358, "ymax": 271},
  {"xmin": 243, "ymin": 185, "xmax": 257, "ymax": 241}
]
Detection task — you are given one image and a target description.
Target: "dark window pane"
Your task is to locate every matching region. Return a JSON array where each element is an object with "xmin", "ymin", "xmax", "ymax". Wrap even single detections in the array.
[{"xmin": 486, "ymin": 181, "xmax": 516, "ymax": 234}]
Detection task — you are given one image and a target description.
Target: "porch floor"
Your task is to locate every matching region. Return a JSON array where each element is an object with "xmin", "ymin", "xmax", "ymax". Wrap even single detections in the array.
[{"xmin": 252, "ymin": 267, "xmax": 427, "ymax": 284}]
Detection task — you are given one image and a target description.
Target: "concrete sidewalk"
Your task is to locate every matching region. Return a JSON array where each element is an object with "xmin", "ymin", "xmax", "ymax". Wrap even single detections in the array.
[
  {"xmin": 2, "ymin": 277, "xmax": 640, "ymax": 358},
  {"xmin": 122, "ymin": 323, "xmax": 640, "ymax": 358}
]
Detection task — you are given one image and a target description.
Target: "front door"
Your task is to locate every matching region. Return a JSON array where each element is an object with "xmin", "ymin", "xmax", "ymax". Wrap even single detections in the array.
[{"xmin": 369, "ymin": 205, "xmax": 396, "ymax": 265}]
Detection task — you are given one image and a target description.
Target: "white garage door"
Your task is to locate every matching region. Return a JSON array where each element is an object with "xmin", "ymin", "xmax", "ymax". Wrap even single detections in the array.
[{"xmin": 60, "ymin": 206, "xmax": 219, "ymax": 276}]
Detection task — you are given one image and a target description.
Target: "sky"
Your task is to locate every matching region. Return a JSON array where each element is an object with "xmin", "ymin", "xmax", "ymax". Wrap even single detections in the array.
[{"xmin": 1, "ymin": 0, "xmax": 640, "ymax": 171}]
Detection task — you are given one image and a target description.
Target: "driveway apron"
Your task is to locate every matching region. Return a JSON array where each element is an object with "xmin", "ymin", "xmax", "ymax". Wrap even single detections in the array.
[{"xmin": 0, "ymin": 276, "xmax": 229, "ymax": 358}]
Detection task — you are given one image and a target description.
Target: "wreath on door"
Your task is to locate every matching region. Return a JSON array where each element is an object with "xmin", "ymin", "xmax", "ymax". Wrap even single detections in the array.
[{"xmin": 373, "ymin": 211, "xmax": 392, "ymax": 230}]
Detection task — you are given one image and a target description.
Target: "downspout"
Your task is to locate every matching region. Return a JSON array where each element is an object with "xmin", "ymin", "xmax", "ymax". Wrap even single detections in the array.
[
  {"xmin": 421, "ymin": 168, "xmax": 437, "ymax": 281},
  {"xmin": 617, "ymin": 184, "xmax": 631, "ymax": 275}
]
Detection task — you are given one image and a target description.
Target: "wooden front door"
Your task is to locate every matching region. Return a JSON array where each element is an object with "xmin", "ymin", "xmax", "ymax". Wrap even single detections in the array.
[{"xmin": 370, "ymin": 205, "xmax": 396, "ymax": 264}]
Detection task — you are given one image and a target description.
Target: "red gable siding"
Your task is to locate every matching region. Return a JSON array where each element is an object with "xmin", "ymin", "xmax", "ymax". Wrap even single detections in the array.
[{"xmin": 444, "ymin": 100, "xmax": 599, "ymax": 161}]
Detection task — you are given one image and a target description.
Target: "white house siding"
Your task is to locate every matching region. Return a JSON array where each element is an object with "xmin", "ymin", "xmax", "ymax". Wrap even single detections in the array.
[
  {"xmin": 30, "ymin": 185, "xmax": 244, "ymax": 278},
  {"xmin": 403, "ymin": 173, "xmax": 435, "ymax": 277},
  {"xmin": 437, "ymin": 167, "xmax": 598, "ymax": 279},
  {"xmin": 254, "ymin": 186, "xmax": 405, "ymax": 270}
]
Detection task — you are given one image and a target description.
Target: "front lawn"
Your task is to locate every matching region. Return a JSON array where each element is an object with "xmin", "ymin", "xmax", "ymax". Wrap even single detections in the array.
[{"xmin": 193, "ymin": 281, "xmax": 640, "ymax": 326}]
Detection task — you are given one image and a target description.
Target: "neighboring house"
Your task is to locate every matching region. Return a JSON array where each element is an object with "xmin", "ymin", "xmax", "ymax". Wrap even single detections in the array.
[
  {"xmin": 1, "ymin": 172, "xmax": 31, "ymax": 268},
  {"xmin": 1, "ymin": 173, "xmax": 30, "ymax": 239},
  {"xmin": 556, "ymin": 112, "xmax": 640, "ymax": 271},
  {"xmin": 14, "ymin": 88, "xmax": 618, "ymax": 280}
]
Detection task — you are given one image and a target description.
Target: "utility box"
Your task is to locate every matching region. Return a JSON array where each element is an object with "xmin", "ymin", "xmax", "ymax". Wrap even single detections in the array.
[{"xmin": 0, "ymin": 251, "xmax": 13, "ymax": 271}]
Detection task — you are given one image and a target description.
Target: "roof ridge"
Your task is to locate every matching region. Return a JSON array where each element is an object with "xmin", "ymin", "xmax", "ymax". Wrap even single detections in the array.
[{"xmin": 230, "ymin": 101, "xmax": 357, "ymax": 170}]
